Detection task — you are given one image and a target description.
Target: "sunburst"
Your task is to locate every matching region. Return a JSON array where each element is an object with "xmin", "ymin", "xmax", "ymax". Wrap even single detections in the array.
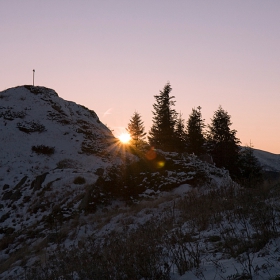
[{"xmin": 118, "ymin": 132, "xmax": 131, "ymax": 144}]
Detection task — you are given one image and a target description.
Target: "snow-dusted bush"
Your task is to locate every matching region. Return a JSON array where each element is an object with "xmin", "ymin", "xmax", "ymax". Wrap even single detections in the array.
[
  {"xmin": 32, "ymin": 145, "xmax": 55, "ymax": 155},
  {"xmin": 0, "ymin": 110, "xmax": 26, "ymax": 120},
  {"xmin": 73, "ymin": 176, "xmax": 86, "ymax": 185},
  {"xmin": 56, "ymin": 159, "xmax": 77, "ymax": 169},
  {"xmin": 17, "ymin": 121, "xmax": 46, "ymax": 133},
  {"xmin": 98, "ymin": 152, "xmax": 212, "ymax": 201}
]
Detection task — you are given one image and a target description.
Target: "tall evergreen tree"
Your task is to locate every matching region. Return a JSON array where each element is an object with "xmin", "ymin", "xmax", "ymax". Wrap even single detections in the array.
[
  {"xmin": 186, "ymin": 106, "xmax": 205, "ymax": 155},
  {"xmin": 238, "ymin": 142, "xmax": 263, "ymax": 187},
  {"xmin": 207, "ymin": 106, "xmax": 240, "ymax": 178},
  {"xmin": 126, "ymin": 111, "xmax": 146, "ymax": 148},
  {"xmin": 148, "ymin": 83, "xmax": 178, "ymax": 151},
  {"xmin": 174, "ymin": 113, "xmax": 187, "ymax": 152}
]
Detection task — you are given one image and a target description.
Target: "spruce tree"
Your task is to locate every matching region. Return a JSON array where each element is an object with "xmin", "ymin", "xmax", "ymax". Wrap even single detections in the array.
[
  {"xmin": 174, "ymin": 113, "xmax": 187, "ymax": 152},
  {"xmin": 207, "ymin": 106, "xmax": 240, "ymax": 178},
  {"xmin": 186, "ymin": 106, "xmax": 205, "ymax": 155},
  {"xmin": 148, "ymin": 83, "xmax": 178, "ymax": 151},
  {"xmin": 238, "ymin": 142, "xmax": 263, "ymax": 187},
  {"xmin": 126, "ymin": 111, "xmax": 146, "ymax": 148}
]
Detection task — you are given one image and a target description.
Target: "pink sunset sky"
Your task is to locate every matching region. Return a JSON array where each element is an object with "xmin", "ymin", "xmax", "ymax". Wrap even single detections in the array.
[{"xmin": 1, "ymin": 1, "xmax": 279, "ymax": 154}]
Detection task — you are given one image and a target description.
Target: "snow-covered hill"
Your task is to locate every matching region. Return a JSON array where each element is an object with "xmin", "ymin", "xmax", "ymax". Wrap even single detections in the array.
[
  {"xmin": 0, "ymin": 85, "xmax": 122, "ymax": 183},
  {"xmin": 253, "ymin": 148, "xmax": 280, "ymax": 172},
  {"xmin": 0, "ymin": 85, "xmax": 138, "ymax": 210},
  {"xmin": 1, "ymin": 86, "xmax": 280, "ymax": 280}
]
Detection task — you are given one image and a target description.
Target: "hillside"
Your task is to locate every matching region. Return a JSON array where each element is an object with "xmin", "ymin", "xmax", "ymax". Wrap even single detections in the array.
[
  {"xmin": 0, "ymin": 85, "xmax": 123, "ymax": 180},
  {"xmin": 1, "ymin": 86, "xmax": 280, "ymax": 279},
  {"xmin": 253, "ymin": 149, "xmax": 280, "ymax": 172},
  {"xmin": 0, "ymin": 86, "xmax": 134, "ymax": 276},
  {"xmin": 0, "ymin": 85, "xmax": 134, "ymax": 227}
]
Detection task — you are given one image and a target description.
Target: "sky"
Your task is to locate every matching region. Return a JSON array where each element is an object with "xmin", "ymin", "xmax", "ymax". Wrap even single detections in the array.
[{"xmin": 1, "ymin": 0, "xmax": 280, "ymax": 154}]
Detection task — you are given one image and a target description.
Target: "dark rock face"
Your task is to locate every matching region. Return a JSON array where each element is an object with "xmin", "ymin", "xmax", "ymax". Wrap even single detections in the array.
[
  {"xmin": 2, "ymin": 190, "xmax": 13, "ymax": 200},
  {"xmin": 31, "ymin": 172, "xmax": 49, "ymax": 191},
  {"xmin": 15, "ymin": 176, "xmax": 28, "ymax": 189},
  {"xmin": 3, "ymin": 184, "xmax": 9, "ymax": 190}
]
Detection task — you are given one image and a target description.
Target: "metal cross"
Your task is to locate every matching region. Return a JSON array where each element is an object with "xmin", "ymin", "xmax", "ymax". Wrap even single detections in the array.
[{"xmin": 33, "ymin": 69, "xmax": 35, "ymax": 86}]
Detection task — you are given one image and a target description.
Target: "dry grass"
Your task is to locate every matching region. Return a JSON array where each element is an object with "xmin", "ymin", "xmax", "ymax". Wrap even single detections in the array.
[
  {"xmin": 2, "ymin": 177, "xmax": 280, "ymax": 279},
  {"xmin": 0, "ymin": 244, "xmax": 31, "ymax": 275}
]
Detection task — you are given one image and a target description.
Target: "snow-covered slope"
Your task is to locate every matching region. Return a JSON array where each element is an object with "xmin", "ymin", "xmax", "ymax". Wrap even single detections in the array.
[
  {"xmin": 253, "ymin": 148, "xmax": 280, "ymax": 172},
  {"xmin": 0, "ymin": 86, "xmax": 230, "ymax": 279},
  {"xmin": 0, "ymin": 85, "xmax": 117, "ymax": 182},
  {"xmin": 0, "ymin": 85, "xmax": 134, "ymax": 251},
  {"xmin": 1, "ymin": 86, "xmax": 280, "ymax": 280}
]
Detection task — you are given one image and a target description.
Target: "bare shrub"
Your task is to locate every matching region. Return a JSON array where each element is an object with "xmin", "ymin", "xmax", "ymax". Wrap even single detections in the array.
[
  {"xmin": 25, "ymin": 220, "xmax": 171, "ymax": 280},
  {"xmin": 166, "ymin": 227, "xmax": 202, "ymax": 276},
  {"xmin": 32, "ymin": 145, "xmax": 55, "ymax": 155}
]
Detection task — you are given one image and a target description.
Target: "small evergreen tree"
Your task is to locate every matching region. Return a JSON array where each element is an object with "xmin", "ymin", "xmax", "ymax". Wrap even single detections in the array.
[
  {"xmin": 174, "ymin": 113, "xmax": 187, "ymax": 152},
  {"xmin": 126, "ymin": 111, "xmax": 146, "ymax": 148},
  {"xmin": 148, "ymin": 83, "xmax": 178, "ymax": 151},
  {"xmin": 239, "ymin": 142, "xmax": 263, "ymax": 187},
  {"xmin": 207, "ymin": 106, "xmax": 240, "ymax": 178},
  {"xmin": 186, "ymin": 106, "xmax": 205, "ymax": 155}
]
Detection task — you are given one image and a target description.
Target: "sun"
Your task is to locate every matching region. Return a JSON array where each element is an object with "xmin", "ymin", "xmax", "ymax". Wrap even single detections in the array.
[{"xmin": 118, "ymin": 132, "xmax": 131, "ymax": 144}]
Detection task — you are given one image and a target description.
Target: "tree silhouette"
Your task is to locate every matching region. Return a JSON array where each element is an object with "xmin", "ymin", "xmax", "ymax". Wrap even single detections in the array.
[
  {"xmin": 238, "ymin": 142, "xmax": 263, "ymax": 187},
  {"xmin": 174, "ymin": 113, "xmax": 187, "ymax": 152},
  {"xmin": 186, "ymin": 106, "xmax": 205, "ymax": 155},
  {"xmin": 148, "ymin": 83, "xmax": 178, "ymax": 151},
  {"xmin": 126, "ymin": 111, "xmax": 146, "ymax": 148},
  {"xmin": 207, "ymin": 106, "xmax": 240, "ymax": 178}
]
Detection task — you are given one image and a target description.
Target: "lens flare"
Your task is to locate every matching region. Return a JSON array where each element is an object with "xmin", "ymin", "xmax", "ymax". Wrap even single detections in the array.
[
  {"xmin": 145, "ymin": 147, "xmax": 157, "ymax": 160},
  {"xmin": 157, "ymin": 161, "xmax": 165, "ymax": 168}
]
